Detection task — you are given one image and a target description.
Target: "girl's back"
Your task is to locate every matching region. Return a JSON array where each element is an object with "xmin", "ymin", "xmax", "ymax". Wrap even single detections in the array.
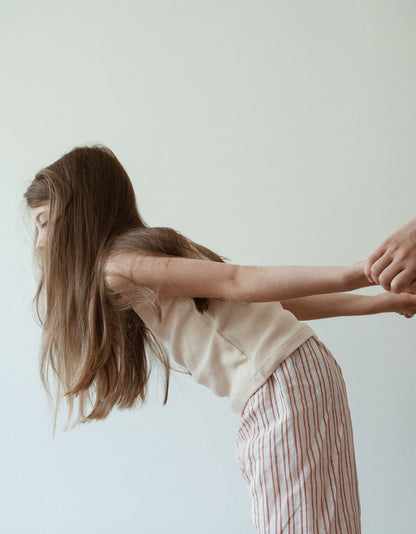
[{"xmin": 133, "ymin": 296, "xmax": 316, "ymax": 415}]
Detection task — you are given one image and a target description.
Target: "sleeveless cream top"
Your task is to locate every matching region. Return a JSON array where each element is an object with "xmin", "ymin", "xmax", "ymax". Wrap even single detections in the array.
[{"xmin": 132, "ymin": 297, "xmax": 316, "ymax": 416}]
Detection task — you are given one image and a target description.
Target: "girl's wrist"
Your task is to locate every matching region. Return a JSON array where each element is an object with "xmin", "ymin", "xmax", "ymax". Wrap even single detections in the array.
[
  {"xmin": 343, "ymin": 261, "xmax": 375, "ymax": 292},
  {"xmin": 371, "ymin": 292, "xmax": 396, "ymax": 314}
]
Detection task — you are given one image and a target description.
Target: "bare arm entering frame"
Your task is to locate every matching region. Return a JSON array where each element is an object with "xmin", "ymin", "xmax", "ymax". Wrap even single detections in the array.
[
  {"xmin": 279, "ymin": 293, "xmax": 380, "ymax": 321},
  {"xmin": 236, "ymin": 260, "xmax": 373, "ymax": 302},
  {"xmin": 280, "ymin": 290, "xmax": 416, "ymax": 321},
  {"xmin": 105, "ymin": 253, "xmax": 374, "ymax": 302}
]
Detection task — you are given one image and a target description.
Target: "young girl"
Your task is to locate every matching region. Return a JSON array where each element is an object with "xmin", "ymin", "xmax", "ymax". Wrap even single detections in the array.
[{"xmin": 24, "ymin": 144, "xmax": 416, "ymax": 534}]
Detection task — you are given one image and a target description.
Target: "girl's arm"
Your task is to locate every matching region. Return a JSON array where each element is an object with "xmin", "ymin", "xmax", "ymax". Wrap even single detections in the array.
[
  {"xmin": 280, "ymin": 291, "xmax": 416, "ymax": 321},
  {"xmin": 105, "ymin": 253, "xmax": 373, "ymax": 301},
  {"xmin": 237, "ymin": 260, "xmax": 371, "ymax": 302},
  {"xmin": 279, "ymin": 292, "xmax": 383, "ymax": 320}
]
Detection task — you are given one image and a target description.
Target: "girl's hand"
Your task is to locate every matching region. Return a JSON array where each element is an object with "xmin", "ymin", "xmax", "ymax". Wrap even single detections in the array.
[
  {"xmin": 385, "ymin": 291, "xmax": 416, "ymax": 318},
  {"xmin": 346, "ymin": 260, "xmax": 378, "ymax": 291}
]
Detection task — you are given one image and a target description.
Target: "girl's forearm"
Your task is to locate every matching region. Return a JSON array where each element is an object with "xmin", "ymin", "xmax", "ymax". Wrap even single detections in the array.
[
  {"xmin": 279, "ymin": 292, "xmax": 383, "ymax": 321},
  {"xmin": 237, "ymin": 261, "xmax": 371, "ymax": 302}
]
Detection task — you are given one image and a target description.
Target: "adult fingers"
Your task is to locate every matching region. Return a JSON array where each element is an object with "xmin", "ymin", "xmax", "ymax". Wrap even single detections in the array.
[
  {"xmin": 363, "ymin": 259, "xmax": 375, "ymax": 283},
  {"xmin": 364, "ymin": 246, "xmax": 387, "ymax": 282},
  {"xmin": 390, "ymin": 267, "xmax": 416, "ymax": 293},
  {"xmin": 369, "ymin": 255, "xmax": 394, "ymax": 285},
  {"xmin": 367, "ymin": 245, "xmax": 388, "ymax": 268},
  {"xmin": 391, "ymin": 278, "xmax": 416, "ymax": 295},
  {"xmin": 377, "ymin": 262, "xmax": 406, "ymax": 291}
]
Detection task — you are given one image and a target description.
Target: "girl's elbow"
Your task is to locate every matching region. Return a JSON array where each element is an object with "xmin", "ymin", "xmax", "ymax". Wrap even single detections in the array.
[{"xmin": 230, "ymin": 264, "xmax": 248, "ymax": 301}]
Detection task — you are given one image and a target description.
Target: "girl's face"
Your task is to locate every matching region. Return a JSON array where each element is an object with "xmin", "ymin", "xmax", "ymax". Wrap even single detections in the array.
[{"xmin": 30, "ymin": 202, "xmax": 50, "ymax": 250}]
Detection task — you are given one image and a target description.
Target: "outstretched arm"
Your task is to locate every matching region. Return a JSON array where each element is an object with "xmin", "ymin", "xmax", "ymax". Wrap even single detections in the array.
[
  {"xmin": 280, "ymin": 292, "xmax": 380, "ymax": 320},
  {"xmin": 280, "ymin": 291, "xmax": 416, "ymax": 320},
  {"xmin": 237, "ymin": 260, "xmax": 372, "ymax": 302},
  {"xmin": 105, "ymin": 253, "xmax": 374, "ymax": 302}
]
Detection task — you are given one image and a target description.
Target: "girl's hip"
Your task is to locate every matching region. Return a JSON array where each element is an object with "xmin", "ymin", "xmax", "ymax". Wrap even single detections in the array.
[{"xmin": 239, "ymin": 334, "xmax": 347, "ymax": 426}]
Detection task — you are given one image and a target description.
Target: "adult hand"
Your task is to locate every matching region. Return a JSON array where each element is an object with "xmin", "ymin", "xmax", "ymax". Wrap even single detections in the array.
[{"xmin": 364, "ymin": 216, "xmax": 416, "ymax": 294}]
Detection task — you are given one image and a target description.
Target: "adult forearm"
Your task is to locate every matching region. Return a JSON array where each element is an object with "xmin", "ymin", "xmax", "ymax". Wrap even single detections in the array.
[
  {"xmin": 236, "ymin": 261, "xmax": 372, "ymax": 302},
  {"xmin": 279, "ymin": 292, "xmax": 381, "ymax": 321}
]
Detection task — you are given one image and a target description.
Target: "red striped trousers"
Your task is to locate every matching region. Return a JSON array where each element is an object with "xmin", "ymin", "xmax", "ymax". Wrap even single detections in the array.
[{"xmin": 235, "ymin": 335, "xmax": 361, "ymax": 533}]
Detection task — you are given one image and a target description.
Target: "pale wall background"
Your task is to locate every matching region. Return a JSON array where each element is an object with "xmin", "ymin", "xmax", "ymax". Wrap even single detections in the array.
[{"xmin": 1, "ymin": 1, "xmax": 415, "ymax": 533}]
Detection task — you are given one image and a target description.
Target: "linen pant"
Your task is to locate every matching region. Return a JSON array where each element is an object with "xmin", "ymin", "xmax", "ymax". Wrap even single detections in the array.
[{"xmin": 235, "ymin": 335, "xmax": 361, "ymax": 534}]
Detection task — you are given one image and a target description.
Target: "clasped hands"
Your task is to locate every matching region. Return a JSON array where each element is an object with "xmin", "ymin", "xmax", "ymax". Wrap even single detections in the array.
[{"xmin": 363, "ymin": 216, "xmax": 416, "ymax": 318}]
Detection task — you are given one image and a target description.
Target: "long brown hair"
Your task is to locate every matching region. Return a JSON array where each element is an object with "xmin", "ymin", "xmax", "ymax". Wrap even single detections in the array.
[{"xmin": 23, "ymin": 144, "xmax": 229, "ymax": 436}]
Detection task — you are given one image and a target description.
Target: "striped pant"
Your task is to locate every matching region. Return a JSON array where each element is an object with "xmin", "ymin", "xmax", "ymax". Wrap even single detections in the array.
[{"xmin": 235, "ymin": 335, "xmax": 361, "ymax": 533}]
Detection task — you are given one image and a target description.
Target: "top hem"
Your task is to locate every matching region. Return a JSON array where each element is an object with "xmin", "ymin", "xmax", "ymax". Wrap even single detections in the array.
[{"xmin": 230, "ymin": 322, "xmax": 316, "ymax": 417}]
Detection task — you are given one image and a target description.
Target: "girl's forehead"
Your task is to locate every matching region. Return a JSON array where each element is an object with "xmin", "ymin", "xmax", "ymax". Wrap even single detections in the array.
[{"xmin": 31, "ymin": 203, "xmax": 50, "ymax": 218}]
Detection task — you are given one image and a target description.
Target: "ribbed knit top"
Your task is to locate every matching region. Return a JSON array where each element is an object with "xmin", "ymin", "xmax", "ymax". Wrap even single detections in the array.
[{"xmin": 132, "ymin": 296, "xmax": 316, "ymax": 416}]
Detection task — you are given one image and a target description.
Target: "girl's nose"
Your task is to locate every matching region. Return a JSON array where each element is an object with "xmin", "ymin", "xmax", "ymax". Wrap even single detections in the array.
[{"xmin": 36, "ymin": 235, "xmax": 44, "ymax": 250}]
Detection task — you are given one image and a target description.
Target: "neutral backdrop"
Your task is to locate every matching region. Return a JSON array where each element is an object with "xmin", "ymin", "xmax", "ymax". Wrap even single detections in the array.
[{"xmin": 1, "ymin": 1, "xmax": 415, "ymax": 533}]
